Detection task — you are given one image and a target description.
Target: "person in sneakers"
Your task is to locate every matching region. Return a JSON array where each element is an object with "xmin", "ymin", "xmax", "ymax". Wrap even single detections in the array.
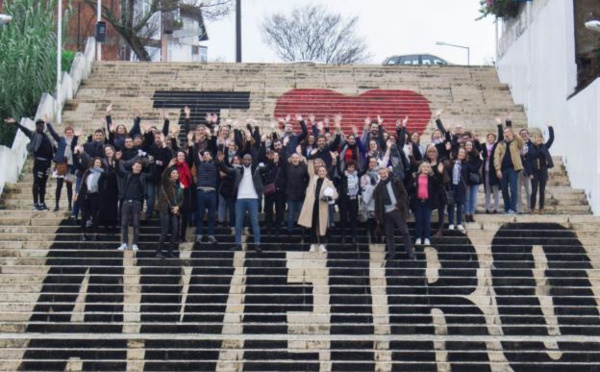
[
  {"xmin": 115, "ymin": 156, "xmax": 150, "ymax": 251},
  {"xmin": 494, "ymin": 125, "xmax": 525, "ymax": 214},
  {"xmin": 194, "ymin": 150, "xmax": 219, "ymax": 245},
  {"xmin": 360, "ymin": 157, "xmax": 381, "ymax": 243},
  {"xmin": 145, "ymin": 132, "xmax": 172, "ymax": 219},
  {"xmin": 409, "ymin": 162, "xmax": 442, "ymax": 246},
  {"xmin": 481, "ymin": 119, "xmax": 505, "ymax": 214},
  {"xmin": 4, "ymin": 117, "xmax": 55, "ymax": 211},
  {"xmin": 217, "ymin": 152, "xmax": 264, "ymax": 252},
  {"xmin": 423, "ymin": 146, "xmax": 448, "ymax": 237},
  {"xmin": 446, "ymin": 148, "xmax": 468, "ymax": 232},
  {"xmin": 174, "ymin": 150, "xmax": 194, "ymax": 242},
  {"xmin": 298, "ymin": 165, "xmax": 338, "ymax": 253},
  {"xmin": 74, "ymin": 153, "xmax": 104, "ymax": 242},
  {"xmin": 46, "ymin": 123, "xmax": 80, "ymax": 212},
  {"xmin": 464, "ymin": 140, "xmax": 483, "ymax": 223},
  {"xmin": 218, "ymin": 154, "xmax": 241, "ymax": 233},
  {"xmin": 338, "ymin": 160, "xmax": 360, "ymax": 244},
  {"xmin": 516, "ymin": 127, "xmax": 533, "ymax": 214},
  {"xmin": 374, "ymin": 167, "xmax": 414, "ymax": 260},
  {"xmin": 155, "ymin": 161, "xmax": 184, "ymax": 258},
  {"xmin": 529, "ymin": 125, "xmax": 555, "ymax": 213}
]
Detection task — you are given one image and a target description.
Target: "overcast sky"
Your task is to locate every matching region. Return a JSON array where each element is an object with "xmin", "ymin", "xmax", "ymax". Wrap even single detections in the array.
[{"xmin": 202, "ymin": 0, "xmax": 498, "ymax": 65}]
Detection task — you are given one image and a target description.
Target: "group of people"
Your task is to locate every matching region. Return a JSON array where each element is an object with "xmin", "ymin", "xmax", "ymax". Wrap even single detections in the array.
[{"xmin": 3, "ymin": 105, "xmax": 555, "ymax": 260}]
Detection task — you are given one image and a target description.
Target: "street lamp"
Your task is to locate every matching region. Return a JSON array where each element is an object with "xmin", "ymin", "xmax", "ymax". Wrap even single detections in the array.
[
  {"xmin": 56, "ymin": 0, "xmax": 63, "ymax": 123},
  {"xmin": 436, "ymin": 41, "xmax": 470, "ymax": 66},
  {"xmin": 0, "ymin": 14, "xmax": 12, "ymax": 25}
]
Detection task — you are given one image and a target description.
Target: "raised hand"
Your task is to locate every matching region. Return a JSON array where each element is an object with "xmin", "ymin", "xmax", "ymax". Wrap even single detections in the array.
[
  {"xmin": 283, "ymin": 136, "xmax": 290, "ymax": 147},
  {"xmin": 295, "ymin": 113, "xmax": 303, "ymax": 122},
  {"xmin": 351, "ymin": 125, "xmax": 358, "ymax": 136},
  {"xmin": 333, "ymin": 114, "xmax": 342, "ymax": 125},
  {"xmin": 169, "ymin": 158, "xmax": 177, "ymax": 167},
  {"xmin": 162, "ymin": 111, "xmax": 169, "ymax": 120},
  {"xmin": 106, "ymin": 104, "xmax": 113, "ymax": 113},
  {"xmin": 142, "ymin": 122, "xmax": 151, "ymax": 133},
  {"xmin": 74, "ymin": 128, "xmax": 83, "ymax": 137},
  {"xmin": 170, "ymin": 124, "xmax": 180, "ymax": 135},
  {"xmin": 308, "ymin": 114, "xmax": 315, "ymax": 123},
  {"xmin": 184, "ymin": 106, "xmax": 191, "ymax": 118},
  {"xmin": 3, "ymin": 118, "xmax": 16, "ymax": 125},
  {"xmin": 364, "ymin": 116, "xmax": 371, "ymax": 127},
  {"xmin": 435, "ymin": 109, "xmax": 443, "ymax": 119},
  {"xmin": 377, "ymin": 115, "xmax": 383, "ymax": 125},
  {"xmin": 402, "ymin": 116, "xmax": 409, "ymax": 127},
  {"xmin": 317, "ymin": 121, "xmax": 324, "ymax": 132},
  {"xmin": 495, "ymin": 117, "xmax": 502, "ymax": 125}
]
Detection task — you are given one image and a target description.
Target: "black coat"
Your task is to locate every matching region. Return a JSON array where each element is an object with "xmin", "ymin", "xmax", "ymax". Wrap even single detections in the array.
[{"xmin": 285, "ymin": 161, "xmax": 309, "ymax": 201}]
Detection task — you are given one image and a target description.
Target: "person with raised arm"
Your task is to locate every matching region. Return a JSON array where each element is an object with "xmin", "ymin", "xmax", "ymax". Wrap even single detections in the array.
[
  {"xmin": 4, "ymin": 116, "xmax": 55, "ymax": 210},
  {"xmin": 529, "ymin": 124, "xmax": 555, "ymax": 213},
  {"xmin": 155, "ymin": 159, "xmax": 184, "ymax": 258},
  {"xmin": 217, "ymin": 151, "xmax": 264, "ymax": 253},
  {"xmin": 46, "ymin": 120, "xmax": 81, "ymax": 212},
  {"xmin": 279, "ymin": 113, "xmax": 308, "ymax": 156},
  {"xmin": 494, "ymin": 124, "xmax": 525, "ymax": 215},
  {"xmin": 105, "ymin": 104, "xmax": 142, "ymax": 151},
  {"xmin": 481, "ymin": 117, "xmax": 505, "ymax": 214}
]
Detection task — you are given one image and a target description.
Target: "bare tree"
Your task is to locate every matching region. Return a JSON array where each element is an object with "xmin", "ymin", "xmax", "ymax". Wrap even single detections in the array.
[
  {"xmin": 84, "ymin": 0, "xmax": 233, "ymax": 61},
  {"xmin": 261, "ymin": 4, "xmax": 370, "ymax": 64}
]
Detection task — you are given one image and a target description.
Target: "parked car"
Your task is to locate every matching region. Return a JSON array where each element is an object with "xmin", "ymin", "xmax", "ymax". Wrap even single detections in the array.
[{"xmin": 382, "ymin": 54, "xmax": 449, "ymax": 66}]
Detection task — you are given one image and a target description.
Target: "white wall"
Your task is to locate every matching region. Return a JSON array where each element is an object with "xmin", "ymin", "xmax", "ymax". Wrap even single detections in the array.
[{"xmin": 495, "ymin": 0, "xmax": 600, "ymax": 214}]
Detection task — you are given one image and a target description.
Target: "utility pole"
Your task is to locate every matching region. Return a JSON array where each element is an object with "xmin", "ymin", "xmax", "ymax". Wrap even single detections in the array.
[{"xmin": 235, "ymin": 0, "xmax": 241, "ymax": 63}]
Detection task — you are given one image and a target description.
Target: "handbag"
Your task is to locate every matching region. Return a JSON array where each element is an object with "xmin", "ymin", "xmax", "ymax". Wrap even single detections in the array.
[
  {"xmin": 56, "ymin": 162, "xmax": 68, "ymax": 176},
  {"xmin": 65, "ymin": 173, "xmax": 77, "ymax": 184},
  {"xmin": 263, "ymin": 183, "xmax": 276, "ymax": 197},
  {"xmin": 468, "ymin": 172, "xmax": 481, "ymax": 184}
]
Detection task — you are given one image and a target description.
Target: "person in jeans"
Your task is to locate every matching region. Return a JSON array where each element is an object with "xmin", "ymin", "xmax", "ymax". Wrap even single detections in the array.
[
  {"xmin": 155, "ymin": 162, "xmax": 184, "ymax": 258},
  {"xmin": 446, "ymin": 148, "xmax": 468, "ymax": 231},
  {"xmin": 374, "ymin": 167, "xmax": 414, "ymax": 260},
  {"xmin": 410, "ymin": 162, "xmax": 442, "ymax": 245},
  {"xmin": 194, "ymin": 150, "xmax": 219, "ymax": 244},
  {"xmin": 494, "ymin": 126, "xmax": 524, "ymax": 214},
  {"xmin": 46, "ymin": 124, "xmax": 80, "ymax": 212},
  {"xmin": 116, "ymin": 157, "xmax": 150, "ymax": 251},
  {"xmin": 337, "ymin": 160, "xmax": 360, "ymax": 244},
  {"xmin": 217, "ymin": 152, "xmax": 263, "ymax": 252}
]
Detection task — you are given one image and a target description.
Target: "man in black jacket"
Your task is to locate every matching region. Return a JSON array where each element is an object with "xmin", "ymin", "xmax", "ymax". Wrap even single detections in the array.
[
  {"xmin": 284, "ymin": 153, "xmax": 309, "ymax": 235},
  {"xmin": 145, "ymin": 133, "xmax": 172, "ymax": 219},
  {"xmin": 115, "ymin": 157, "xmax": 150, "ymax": 251},
  {"xmin": 4, "ymin": 117, "xmax": 55, "ymax": 210},
  {"xmin": 374, "ymin": 167, "xmax": 414, "ymax": 260}
]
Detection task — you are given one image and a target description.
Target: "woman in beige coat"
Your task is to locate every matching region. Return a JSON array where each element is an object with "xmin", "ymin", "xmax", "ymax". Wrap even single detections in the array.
[{"xmin": 298, "ymin": 164, "xmax": 338, "ymax": 253}]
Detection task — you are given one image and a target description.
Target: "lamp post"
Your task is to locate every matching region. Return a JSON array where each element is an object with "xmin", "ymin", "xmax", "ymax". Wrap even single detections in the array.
[
  {"xmin": 56, "ymin": 0, "xmax": 62, "ymax": 124},
  {"xmin": 235, "ymin": 0, "xmax": 241, "ymax": 62},
  {"xmin": 97, "ymin": 0, "xmax": 102, "ymax": 61},
  {"xmin": 436, "ymin": 41, "xmax": 470, "ymax": 66}
]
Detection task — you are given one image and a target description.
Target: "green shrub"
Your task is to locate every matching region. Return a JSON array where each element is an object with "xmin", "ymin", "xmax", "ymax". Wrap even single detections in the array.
[{"xmin": 0, "ymin": 0, "xmax": 57, "ymax": 146}]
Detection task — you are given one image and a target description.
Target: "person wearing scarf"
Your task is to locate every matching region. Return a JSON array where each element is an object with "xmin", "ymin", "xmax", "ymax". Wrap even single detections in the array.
[
  {"xmin": 155, "ymin": 163, "xmax": 184, "ymax": 258},
  {"xmin": 174, "ymin": 150, "xmax": 193, "ymax": 242},
  {"xmin": 77, "ymin": 157, "xmax": 105, "ymax": 242},
  {"xmin": 374, "ymin": 167, "xmax": 414, "ymax": 260}
]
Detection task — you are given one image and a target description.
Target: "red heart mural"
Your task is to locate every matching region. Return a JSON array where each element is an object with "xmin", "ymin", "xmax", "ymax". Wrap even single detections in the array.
[{"xmin": 273, "ymin": 89, "xmax": 432, "ymax": 134}]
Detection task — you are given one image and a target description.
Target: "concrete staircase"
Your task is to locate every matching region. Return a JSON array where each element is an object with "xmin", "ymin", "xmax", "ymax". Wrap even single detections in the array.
[{"xmin": 0, "ymin": 62, "xmax": 599, "ymax": 371}]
